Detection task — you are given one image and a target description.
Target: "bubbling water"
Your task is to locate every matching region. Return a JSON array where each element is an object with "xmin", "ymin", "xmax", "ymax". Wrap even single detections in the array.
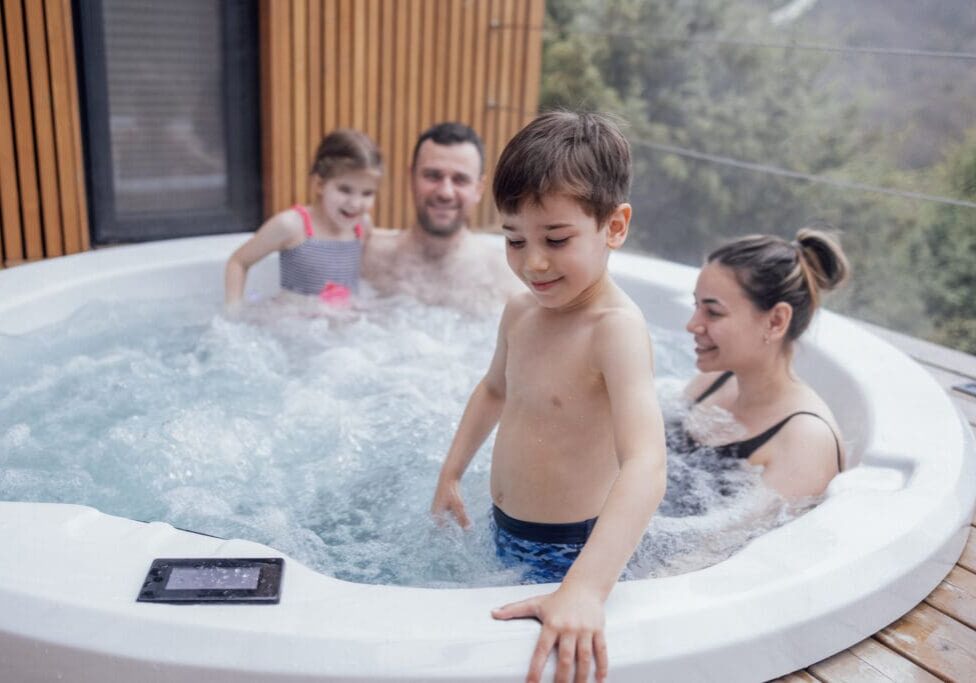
[{"xmin": 0, "ymin": 292, "xmax": 808, "ymax": 586}]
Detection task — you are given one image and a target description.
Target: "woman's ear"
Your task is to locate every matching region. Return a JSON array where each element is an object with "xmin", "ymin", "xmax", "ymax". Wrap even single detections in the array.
[
  {"xmin": 767, "ymin": 302, "xmax": 793, "ymax": 342},
  {"xmin": 605, "ymin": 203, "xmax": 632, "ymax": 250}
]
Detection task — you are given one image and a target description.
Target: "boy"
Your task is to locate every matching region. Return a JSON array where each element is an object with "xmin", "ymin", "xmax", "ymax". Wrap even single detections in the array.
[{"xmin": 431, "ymin": 111, "xmax": 667, "ymax": 683}]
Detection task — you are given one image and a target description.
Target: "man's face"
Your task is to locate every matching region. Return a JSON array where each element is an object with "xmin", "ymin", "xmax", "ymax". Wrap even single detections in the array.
[{"xmin": 411, "ymin": 140, "xmax": 484, "ymax": 237}]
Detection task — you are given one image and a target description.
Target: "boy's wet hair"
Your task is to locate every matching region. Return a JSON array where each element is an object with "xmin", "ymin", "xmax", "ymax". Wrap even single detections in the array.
[
  {"xmin": 708, "ymin": 225, "xmax": 850, "ymax": 341},
  {"xmin": 310, "ymin": 129, "xmax": 383, "ymax": 180},
  {"xmin": 493, "ymin": 111, "xmax": 631, "ymax": 226},
  {"xmin": 411, "ymin": 122, "xmax": 485, "ymax": 173}
]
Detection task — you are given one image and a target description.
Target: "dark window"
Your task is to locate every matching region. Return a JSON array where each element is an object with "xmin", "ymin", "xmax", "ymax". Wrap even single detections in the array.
[{"xmin": 75, "ymin": 0, "xmax": 260, "ymax": 243}]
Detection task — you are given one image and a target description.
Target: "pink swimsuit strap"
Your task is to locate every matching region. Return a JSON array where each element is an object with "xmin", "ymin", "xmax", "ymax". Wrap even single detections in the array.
[
  {"xmin": 292, "ymin": 204, "xmax": 362, "ymax": 240},
  {"xmin": 292, "ymin": 204, "xmax": 314, "ymax": 237}
]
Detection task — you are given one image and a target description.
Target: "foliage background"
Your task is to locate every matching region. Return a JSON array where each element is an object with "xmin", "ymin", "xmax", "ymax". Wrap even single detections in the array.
[{"xmin": 540, "ymin": 0, "xmax": 976, "ymax": 352}]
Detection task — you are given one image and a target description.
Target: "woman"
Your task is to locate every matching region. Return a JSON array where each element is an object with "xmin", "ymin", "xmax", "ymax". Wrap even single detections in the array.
[{"xmin": 681, "ymin": 227, "xmax": 849, "ymax": 499}]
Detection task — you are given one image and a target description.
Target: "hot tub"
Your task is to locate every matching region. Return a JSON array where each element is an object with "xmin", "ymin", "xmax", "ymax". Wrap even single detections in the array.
[{"xmin": 0, "ymin": 234, "xmax": 973, "ymax": 682}]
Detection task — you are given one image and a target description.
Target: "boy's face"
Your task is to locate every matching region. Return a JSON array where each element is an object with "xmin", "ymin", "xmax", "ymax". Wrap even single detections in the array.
[{"xmin": 501, "ymin": 194, "xmax": 628, "ymax": 310}]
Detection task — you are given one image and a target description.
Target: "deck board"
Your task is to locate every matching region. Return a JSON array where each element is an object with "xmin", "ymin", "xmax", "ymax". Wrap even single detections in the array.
[
  {"xmin": 926, "ymin": 566, "xmax": 976, "ymax": 631},
  {"xmin": 875, "ymin": 603, "xmax": 976, "ymax": 681},
  {"xmin": 809, "ymin": 638, "xmax": 941, "ymax": 682},
  {"xmin": 792, "ymin": 325, "xmax": 976, "ymax": 681}
]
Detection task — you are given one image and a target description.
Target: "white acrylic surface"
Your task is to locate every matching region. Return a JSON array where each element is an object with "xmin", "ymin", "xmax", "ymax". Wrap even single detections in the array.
[{"xmin": 0, "ymin": 234, "xmax": 973, "ymax": 682}]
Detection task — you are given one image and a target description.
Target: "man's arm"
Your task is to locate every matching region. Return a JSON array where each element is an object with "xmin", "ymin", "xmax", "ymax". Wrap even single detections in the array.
[
  {"xmin": 431, "ymin": 299, "xmax": 516, "ymax": 527},
  {"xmin": 492, "ymin": 310, "xmax": 667, "ymax": 683}
]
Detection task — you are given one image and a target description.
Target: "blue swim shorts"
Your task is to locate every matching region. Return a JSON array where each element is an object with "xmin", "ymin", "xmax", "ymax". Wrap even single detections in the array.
[{"xmin": 491, "ymin": 504, "xmax": 597, "ymax": 584}]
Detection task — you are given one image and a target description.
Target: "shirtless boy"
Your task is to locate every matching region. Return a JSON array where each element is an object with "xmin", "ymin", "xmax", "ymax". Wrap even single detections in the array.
[{"xmin": 431, "ymin": 111, "xmax": 667, "ymax": 683}]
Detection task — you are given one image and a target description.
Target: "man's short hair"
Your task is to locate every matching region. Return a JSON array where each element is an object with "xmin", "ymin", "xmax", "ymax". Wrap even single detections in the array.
[
  {"xmin": 411, "ymin": 122, "xmax": 485, "ymax": 173},
  {"xmin": 493, "ymin": 111, "xmax": 631, "ymax": 226}
]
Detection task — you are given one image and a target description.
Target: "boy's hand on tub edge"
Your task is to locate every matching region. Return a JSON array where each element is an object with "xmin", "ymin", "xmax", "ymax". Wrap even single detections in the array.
[
  {"xmin": 430, "ymin": 477, "xmax": 471, "ymax": 529},
  {"xmin": 492, "ymin": 582, "xmax": 608, "ymax": 683}
]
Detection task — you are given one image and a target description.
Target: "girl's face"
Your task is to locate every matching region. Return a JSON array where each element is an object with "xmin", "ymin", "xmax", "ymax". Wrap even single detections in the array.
[
  {"xmin": 686, "ymin": 262, "xmax": 771, "ymax": 372},
  {"xmin": 315, "ymin": 169, "xmax": 380, "ymax": 232}
]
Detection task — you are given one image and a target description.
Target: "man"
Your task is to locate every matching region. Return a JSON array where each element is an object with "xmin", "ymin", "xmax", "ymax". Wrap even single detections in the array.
[{"xmin": 364, "ymin": 122, "xmax": 519, "ymax": 310}]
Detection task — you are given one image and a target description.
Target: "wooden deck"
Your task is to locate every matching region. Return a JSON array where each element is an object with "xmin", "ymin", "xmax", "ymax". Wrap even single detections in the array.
[{"xmin": 777, "ymin": 322, "xmax": 976, "ymax": 683}]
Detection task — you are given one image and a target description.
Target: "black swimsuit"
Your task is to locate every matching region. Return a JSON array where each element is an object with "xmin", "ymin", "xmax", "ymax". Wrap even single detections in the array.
[{"xmin": 689, "ymin": 371, "xmax": 843, "ymax": 471}]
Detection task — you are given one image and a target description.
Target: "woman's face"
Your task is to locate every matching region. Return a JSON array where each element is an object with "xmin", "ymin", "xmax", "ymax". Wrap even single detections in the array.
[{"xmin": 686, "ymin": 262, "xmax": 771, "ymax": 372}]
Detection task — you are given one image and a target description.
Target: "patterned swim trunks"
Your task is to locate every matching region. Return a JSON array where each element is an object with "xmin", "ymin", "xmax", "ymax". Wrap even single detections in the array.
[{"xmin": 491, "ymin": 505, "xmax": 597, "ymax": 584}]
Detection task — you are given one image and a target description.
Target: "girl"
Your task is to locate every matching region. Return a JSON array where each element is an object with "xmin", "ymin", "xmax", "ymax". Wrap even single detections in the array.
[
  {"xmin": 680, "ymin": 227, "xmax": 850, "ymax": 499},
  {"xmin": 224, "ymin": 129, "xmax": 382, "ymax": 307}
]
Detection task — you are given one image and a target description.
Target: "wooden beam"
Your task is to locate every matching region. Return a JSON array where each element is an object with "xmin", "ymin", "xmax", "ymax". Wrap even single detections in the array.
[
  {"xmin": 59, "ymin": 0, "xmax": 88, "ymax": 250},
  {"xmin": 44, "ymin": 0, "xmax": 81, "ymax": 254},
  {"xmin": 292, "ymin": 0, "xmax": 308, "ymax": 204},
  {"xmin": 3, "ymin": 0, "xmax": 42, "ymax": 260},
  {"xmin": 392, "ymin": 0, "xmax": 408, "ymax": 229},
  {"xmin": 23, "ymin": 0, "xmax": 62, "ymax": 256},
  {"xmin": 307, "ymin": 0, "xmax": 322, "ymax": 156},
  {"xmin": 0, "ymin": 4, "xmax": 24, "ymax": 267}
]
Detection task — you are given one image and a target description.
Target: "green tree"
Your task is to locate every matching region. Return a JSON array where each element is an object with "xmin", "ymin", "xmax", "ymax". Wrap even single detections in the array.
[
  {"xmin": 918, "ymin": 129, "xmax": 976, "ymax": 352},
  {"xmin": 540, "ymin": 0, "xmax": 938, "ymax": 338}
]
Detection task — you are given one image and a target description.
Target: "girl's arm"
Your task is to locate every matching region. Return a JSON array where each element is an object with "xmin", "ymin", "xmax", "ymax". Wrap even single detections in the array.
[
  {"xmin": 492, "ymin": 310, "xmax": 667, "ymax": 683},
  {"xmin": 430, "ymin": 299, "xmax": 515, "ymax": 527},
  {"xmin": 224, "ymin": 212, "xmax": 302, "ymax": 306}
]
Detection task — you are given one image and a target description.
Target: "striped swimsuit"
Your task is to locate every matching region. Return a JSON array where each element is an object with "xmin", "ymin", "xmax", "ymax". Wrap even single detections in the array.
[{"xmin": 279, "ymin": 204, "xmax": 362, "ymax": 300}]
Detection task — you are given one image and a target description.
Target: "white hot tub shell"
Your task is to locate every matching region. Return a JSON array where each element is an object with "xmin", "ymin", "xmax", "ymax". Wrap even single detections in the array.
[{"xmin": 0, "ymin": 234, "xmax": 973, "ymax": 682}]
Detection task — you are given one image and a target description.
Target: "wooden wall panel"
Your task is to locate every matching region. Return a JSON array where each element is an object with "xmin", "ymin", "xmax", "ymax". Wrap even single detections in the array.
[
  {"xmin": 0, "ymin": 0, "xmax": 87, "ymax": 269},
  {"xmin": 259, "ymin": 0, "xmax": 544, "ymax": 231}
]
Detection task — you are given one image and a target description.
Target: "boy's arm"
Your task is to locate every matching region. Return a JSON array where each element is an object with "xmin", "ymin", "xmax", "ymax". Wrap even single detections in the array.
[
  {"xmin": 493, "ymin": 311, "xmax": 667, "ymax": 683},
  {"xmin": 430, "ymin": 300, "xmax": 514, "ymax": 528},
  {"xmin": 224, "ymin": 213, "xmax": 299, "ymax": 306}
]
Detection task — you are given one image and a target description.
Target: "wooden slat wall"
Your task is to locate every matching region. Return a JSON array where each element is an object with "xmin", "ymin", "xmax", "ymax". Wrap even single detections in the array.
[
  {"xmin": 0, "ymin": 0, "xmax": 88, "ymax": 269},
  {"xmin": 260, "ymin": 0, "xmax": 544, "ymax": 230}
]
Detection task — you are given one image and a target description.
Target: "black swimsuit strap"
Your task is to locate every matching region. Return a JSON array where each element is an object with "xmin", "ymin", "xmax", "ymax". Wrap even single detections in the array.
[
  {"xmin": 721, "ymin": 411, "xmax": 843, "ymax": 471},
  {"xmin": 694, "ymin": 371, "xmax": 734, "ymax": 404}
]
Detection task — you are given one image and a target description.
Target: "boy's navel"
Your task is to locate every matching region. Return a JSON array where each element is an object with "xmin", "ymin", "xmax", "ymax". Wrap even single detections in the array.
[{"xmin": 550, "ymin": 394, "xmax": 563, "ymax": 408}]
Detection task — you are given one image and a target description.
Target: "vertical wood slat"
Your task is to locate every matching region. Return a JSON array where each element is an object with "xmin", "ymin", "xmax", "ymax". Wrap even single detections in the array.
[
  {"xmin": 23, "ymin": 0, "xmax": 62, "ymax": 256},
  {"xmin": 445, "ymin": 0, "xmax": 462, "ymax": 120},
  {"xmin": 307, "ymin": 0, "xmax": 322, "ymax": 165},
  {"xmin": 351, "ymin": 0, "xmax": 366, "ymax": 127},
  {"xmin": 59, "ymin": 0, "xmax": 88, "ymax": 252},
  {"xmin": 419, "ymin": 0, "xmax": 435, "ymax": 133},
  {"xmin": 457, "ymin": 1, "xmax": 475, "ymax": 127},
  {"xmin": 43, "ymin": 0, "xmax": 80, "ymax": 254},
  {"xmin": 520, "ymin": 0, "xmax": 544, "ymax": 127},
  {"xmin": 504, "ymin": 0, "xmax": 526, "ymax": 147},
  {"xmin": 480, "ymin": 0, "xmax": 503, "ymax": 229},
  {"xmin": 0, "ymin": 3, "xmax": 24, "ymax": 267},
  {"xmin": 402, "ymin": 4, "xmax": 422, "ymax": 228},
  {"xmin": 322, "ymin": 0, "xmax": 338, "ymax": 137},
  {"xmin": 292, "ymin": 0, "xmax": 308, "ymax": 204},
  {"xmin": 364, "ymin": 0, "xmax": 380, "ymax": 145},
  {"xmin": 336, "ymin": 0, "xmax": 352, "ymax": 127},
  {"xmin": 471, "ymin": 0, "xmax": 491, "ymax": 227},
  {"xmin": 392, "ymin": 1, "xmax": 408, "ymax": 230},
  {"xmin": 3, "ymin": 0, "xmax": 42, "ymax": 260},
  {"xmin": 377, "ymin": 0, "xmax": 395, "ymax": 227}
]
